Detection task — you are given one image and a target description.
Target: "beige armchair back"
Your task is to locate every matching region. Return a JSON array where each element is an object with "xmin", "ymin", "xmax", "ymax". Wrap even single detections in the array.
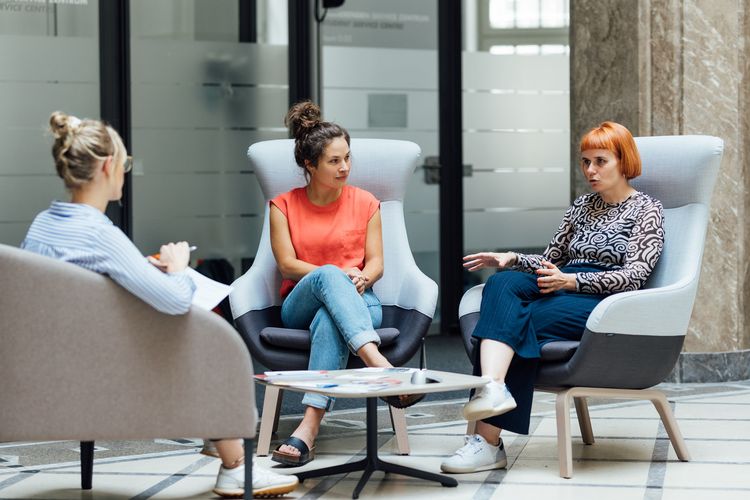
[{"xmin": 0, "ymin": 243, "xmax": 256, "ymax": 494}]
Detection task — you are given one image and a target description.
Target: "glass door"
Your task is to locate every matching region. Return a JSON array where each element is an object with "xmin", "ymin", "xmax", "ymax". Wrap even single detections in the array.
[
  {"xmin": 129, "ymin": 0, "xmax": 289, "ymax": 273},
  {"xmin": 462, "ymin": 0, "xmax": 571, "ymax": 288},
  {"xmin": 0, "ymin": 1, "xmax": 100, "ymax": 246},
  {"xmin": 320, "ymin": 0, "xmax": 441, "ymax": 326}
]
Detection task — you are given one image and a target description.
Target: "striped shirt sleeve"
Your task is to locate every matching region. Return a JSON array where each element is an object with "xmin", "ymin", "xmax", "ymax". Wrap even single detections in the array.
[{"xmin": 95, "ymin": 226, "xmax": 196, "ymax": 315}]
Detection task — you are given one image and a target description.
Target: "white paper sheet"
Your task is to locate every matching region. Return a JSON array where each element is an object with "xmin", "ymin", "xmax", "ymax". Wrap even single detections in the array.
[{"xmin": 184, "ymin": 267, "xmax": 233, "ymax": 311}]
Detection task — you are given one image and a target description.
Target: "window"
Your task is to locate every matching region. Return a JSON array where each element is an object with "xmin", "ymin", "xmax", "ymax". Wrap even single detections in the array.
[{"xmin": 479, "ymin": 0, "xmax": 569, "ymax": 53}]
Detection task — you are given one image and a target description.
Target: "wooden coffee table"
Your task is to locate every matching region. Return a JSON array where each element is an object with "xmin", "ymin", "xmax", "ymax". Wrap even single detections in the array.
[{"xmin": 254, "ymin": 368, "xmax": 487, "ymax": 499}]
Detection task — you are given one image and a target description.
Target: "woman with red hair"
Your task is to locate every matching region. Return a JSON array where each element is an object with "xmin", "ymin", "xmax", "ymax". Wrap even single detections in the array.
[{"xmin": 441, "ymin": 121, "xmax": 665, "ymax": 474}]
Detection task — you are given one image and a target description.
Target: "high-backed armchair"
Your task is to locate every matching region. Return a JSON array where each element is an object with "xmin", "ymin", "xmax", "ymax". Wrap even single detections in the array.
[
  {"xmin": 0, "ymin": 244, "xmax": 257, "ymax": 499},
  {"xmin": 458, "ymin": 135, "xmax": 724, "ymax": 478},
  {"xmin": 230, "ymin": 138, "xmax": 438, "ymax": 455}
]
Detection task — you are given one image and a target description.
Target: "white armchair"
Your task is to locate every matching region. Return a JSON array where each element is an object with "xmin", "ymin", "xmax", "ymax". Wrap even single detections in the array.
[{"xmin": 458, "ymin": 135, "xmax": 724, "ymax": 478}]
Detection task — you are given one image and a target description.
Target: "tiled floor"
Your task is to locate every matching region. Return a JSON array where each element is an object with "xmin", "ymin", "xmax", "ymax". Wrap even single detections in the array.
[{"xmin": 1, "ymin": 381, "xmax": 749, "ymax": 499}]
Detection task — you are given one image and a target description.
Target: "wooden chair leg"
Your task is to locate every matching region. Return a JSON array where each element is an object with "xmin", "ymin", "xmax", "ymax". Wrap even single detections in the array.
[
  {"xmin": 574, "ymin": 396, "xmax": 595, "ymax": 445},
  {"xmin": 257, "ymin": 386, "xmax": 282, "ymax": 456},
  {"xmin": 466, "ymin": 420, "xmax": 477, "ymax": 435},
  {"xmin": 650, "ymin": 391, "xmax": 691, "ymax": 461},
  {"xmin": 80, "ymin": 441, "xmax": 94, "ymax": 490},
  {"xmin": 555, "ymin": 389, "xmax": 574, "ymax": 478},
  {"xmin": 271, "ymin": 387, "xmax": 284, "ymax": 434},
  {"xmin": 389, "ymin": 406, "xmax": 410, "ymax": 455}
]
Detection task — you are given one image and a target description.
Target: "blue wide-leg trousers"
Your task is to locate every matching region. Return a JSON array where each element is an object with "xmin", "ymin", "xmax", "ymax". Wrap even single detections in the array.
[{"xmin": 471, "ymin": 265, "xmax": 607, "ymax": 434}]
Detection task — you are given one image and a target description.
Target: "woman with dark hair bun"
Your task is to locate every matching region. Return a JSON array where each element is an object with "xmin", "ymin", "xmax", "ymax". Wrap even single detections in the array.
[{"xmin": 269, "ymin": 101, "xmax": 422, "ymax": 467}]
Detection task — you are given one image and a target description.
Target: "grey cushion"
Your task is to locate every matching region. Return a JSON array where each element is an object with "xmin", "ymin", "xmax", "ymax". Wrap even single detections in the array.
[
  {"xmin": 260, "ymin": 327, "xmax": 400, "ymax": 351},
  {"xmin": 540, "ymin": 341, "xmax": 580, "ymax": 362}
]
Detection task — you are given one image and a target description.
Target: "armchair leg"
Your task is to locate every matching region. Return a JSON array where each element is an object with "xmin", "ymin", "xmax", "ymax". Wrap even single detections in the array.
[
  {"xmin": 649, "ymin": 391, "xmax": 691, "ymax": 461},
  {"xmin": 258, "ymin": 386, "xmax": 282, "ymax": 456},
  {"xmin": 389, "ymin": 406, "xmax": 410, "ymax": 455},
  {"xmin": 272, "ymin": 388, "xmax": 283, "ymax": 435},
  {"xmin": 244, "ymin": 438, "xmax": 254, "ymax": 500},
  {"xmin": 555, "ymin": 389, "xmax": 574, "ymax": 479},
  {"xmin": 574, "ymin": 396, "xmax": 595, "ymax": 445},
  {"xmin": 80, "ymin": 441, "xmax": 94, "ymax": 490}
]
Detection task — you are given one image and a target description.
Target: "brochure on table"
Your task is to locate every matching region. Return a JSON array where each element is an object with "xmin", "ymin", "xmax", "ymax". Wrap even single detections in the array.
[{"xmin": 257, "ymin": 367, "xmax": 418, "ymax": 393}]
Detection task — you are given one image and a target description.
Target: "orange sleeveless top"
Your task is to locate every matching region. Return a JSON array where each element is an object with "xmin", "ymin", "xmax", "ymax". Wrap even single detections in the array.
[{"xmin": 270, "ymin": 185, "xmax": 380, "ymax": 298}]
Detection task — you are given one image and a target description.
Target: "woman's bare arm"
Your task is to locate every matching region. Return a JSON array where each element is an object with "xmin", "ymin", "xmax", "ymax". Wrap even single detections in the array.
[{"xmin": 269, "ymin": 204, "xmax": 318, "ymax": 281}]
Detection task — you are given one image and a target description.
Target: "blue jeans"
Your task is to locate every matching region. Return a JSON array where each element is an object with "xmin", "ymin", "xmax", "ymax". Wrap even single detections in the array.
[
  {"xmin": 281, "ymin": 265, "xmax": 382, "ymax": 410},
  {"xmin": 472, "ymin": 265, "xmax": 607, "ymax": 434}
]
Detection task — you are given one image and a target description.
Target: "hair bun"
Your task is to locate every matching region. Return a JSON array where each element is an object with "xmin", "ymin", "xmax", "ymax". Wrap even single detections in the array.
[
  {"xmin": 48, "ymin": 110, "xmax": 81, "ymax": 140},
  {"xmin": 285, "ymin": 100, "xmax": 321, "ymax": 139}
]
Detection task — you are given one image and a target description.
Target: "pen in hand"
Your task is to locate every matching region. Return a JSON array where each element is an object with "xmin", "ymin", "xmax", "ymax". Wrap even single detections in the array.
[{"xmin": 149, "ymin": 245, "xmax": 197, "ymax": 260}]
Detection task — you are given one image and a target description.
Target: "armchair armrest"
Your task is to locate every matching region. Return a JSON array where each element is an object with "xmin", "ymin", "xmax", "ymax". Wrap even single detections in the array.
[
  {"xmin": 586, "ymin": 277, "xmax": 698, "ymax": 336},
  {"xmin": 460, "ymin": 278, "xmax": 698, "ymax": 337},
  {"xmin": 230, "ymin": 256, "xmax": 281, "ymax": 318},
  {"xmin": 394, "ymin": 265, "xmax": 438, "ymax": 318},
  {"xmin": 458, "ymin": 284, "xmax": 484, "ymax": 318}
]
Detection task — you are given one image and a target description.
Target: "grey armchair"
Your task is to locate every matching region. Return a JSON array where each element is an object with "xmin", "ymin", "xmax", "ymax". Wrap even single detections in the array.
[
  {"xmin": 0, "ymin": 244, "xmax": 257, "ymax": 499},
  {"xmin": 458, "ymin": 135, "xmax": 724, "ymax": 478},
  {"xmin": 230, "ymin": 138, "xmax": 438, "ymax": 456}
]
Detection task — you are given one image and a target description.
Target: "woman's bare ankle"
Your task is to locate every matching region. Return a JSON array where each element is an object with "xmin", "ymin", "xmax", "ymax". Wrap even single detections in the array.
[
  {"xmin": 476, "ymin": 421, "xmax": 501, "ymax": 446},
  {"xmin": 357, "ymin": 343, "xmax": 391, "ymax": 368}
]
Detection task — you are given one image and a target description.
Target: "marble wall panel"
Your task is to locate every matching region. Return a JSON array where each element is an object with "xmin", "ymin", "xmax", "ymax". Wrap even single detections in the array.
[
  {"xmin": 571, "ymin": 0, "xmax": 750, "ymax": 353},
  {"xmin": 743, "ymin": 0, "xmax": 750, "ymax": 351},
  {"xmin": 680, "ymin": 0, "xmax": 743, "ymax": 351},
  {"xmin": 570, "ymin": 0, "xmax": 641, "ymax": 197},
  {"xmin": 649, "ymin": 0, "xmax": 682, "ymax": 136}
]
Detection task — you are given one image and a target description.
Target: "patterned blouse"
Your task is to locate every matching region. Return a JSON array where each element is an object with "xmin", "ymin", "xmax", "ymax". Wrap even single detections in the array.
[{"xmin": 514, "ymin": 191, "xmax": 664, "ymax": 295}]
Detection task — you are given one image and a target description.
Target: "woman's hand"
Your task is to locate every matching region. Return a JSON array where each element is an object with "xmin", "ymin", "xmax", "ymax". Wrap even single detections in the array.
[
  {"xmin": 536, "ymin": 260, "xmax": 576, "ymax": 294},
  {"xmin": 463, "ymin": 251, "xmax": 517, "ymax": 271},
  {"xmin": 148, "ymin": 241, "xmax": 190, "ymax": 273},
  {"xmin": 345, "ymin": 267, "xmax": 368, "ymax": 295}
]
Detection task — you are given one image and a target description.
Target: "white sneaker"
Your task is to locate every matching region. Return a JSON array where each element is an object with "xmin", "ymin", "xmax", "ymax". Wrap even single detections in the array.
[
  {"xmin": 213, "ymin": 459, "xmax": 299, "ymax": 499},
  {"xmin": 440, "ymin": 434, "xmax": 508, "ymax": 473},
  {"xmin": 462, "ymin": 377, "xmax": 517, "ymax": 421}
]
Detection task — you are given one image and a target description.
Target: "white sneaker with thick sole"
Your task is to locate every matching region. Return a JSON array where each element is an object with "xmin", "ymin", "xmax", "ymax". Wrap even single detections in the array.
[
  {"xmin": 440, "ymin": 434, "xmax": 508, "ymax": 473},
  {"xmin": 462, "ymin": 377, "xmax": 517, "ymax": 421},
  {"xmin": 213, "ymin": 460, "xmax": 299, "ymax": 499}
]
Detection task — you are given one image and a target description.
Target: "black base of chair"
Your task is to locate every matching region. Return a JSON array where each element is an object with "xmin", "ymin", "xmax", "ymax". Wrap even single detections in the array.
[
  {"xmin": 78, "ymin": 439, "xmax": 254, "ymax": 499},
  {"xmin": 80, "ymin": 441, "xmax": 94, "ymax": 490},
  {"xmin": 295, "ymin": 398, "xmax": 456, "ymax": 499}
]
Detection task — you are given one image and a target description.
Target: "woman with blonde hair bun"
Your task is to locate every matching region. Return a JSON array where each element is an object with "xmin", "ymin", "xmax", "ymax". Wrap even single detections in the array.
[{"xmin": 21, "ymin": 111, "xmax": 298, "ymax": 499}]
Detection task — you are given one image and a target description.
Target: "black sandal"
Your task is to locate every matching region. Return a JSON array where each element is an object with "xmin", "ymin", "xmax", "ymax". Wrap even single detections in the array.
[
  {"xmin": 271, "ymin": 436, "xmax": 315, "ymax": 467},
  {"xmin": 380, "ymin": 393, "xmax": 425, "ymax": 409}
]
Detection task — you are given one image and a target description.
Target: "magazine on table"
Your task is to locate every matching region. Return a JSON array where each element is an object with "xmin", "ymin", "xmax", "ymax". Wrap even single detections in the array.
[{"xmin": 256, "ymin": 367, "xmax": 416, "ymax": 392}]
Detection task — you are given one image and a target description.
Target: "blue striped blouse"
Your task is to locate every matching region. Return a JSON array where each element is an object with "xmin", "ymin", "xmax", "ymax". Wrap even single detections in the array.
[{"xmin": 22, "ymin": 201, "xmax": 195, "ymax": 315}]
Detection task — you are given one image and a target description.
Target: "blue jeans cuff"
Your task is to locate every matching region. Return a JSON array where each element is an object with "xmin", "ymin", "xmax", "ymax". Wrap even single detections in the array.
[
  {"xmin": 347, "ymin": 329, "xmax": 381, "ymax": 355},
  {"xmin": 302, "ymin": 392, "xmax": 335, "ymax": 411}
]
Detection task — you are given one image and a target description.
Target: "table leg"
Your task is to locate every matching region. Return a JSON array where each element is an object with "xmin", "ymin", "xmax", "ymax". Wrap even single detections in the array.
[
  {"xmin": 352, "ymin": 464, "xmax": 375, "ymax": 499},
  {"xmin": 295, "ymin": 397, "xmax": 457, "ymax": 499}
]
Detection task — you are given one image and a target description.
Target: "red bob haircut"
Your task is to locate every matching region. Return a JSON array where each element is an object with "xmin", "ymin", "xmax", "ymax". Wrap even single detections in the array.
[{"xmin": 580, "ymin": 121, "xmax": 641, "ymax": 179}]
